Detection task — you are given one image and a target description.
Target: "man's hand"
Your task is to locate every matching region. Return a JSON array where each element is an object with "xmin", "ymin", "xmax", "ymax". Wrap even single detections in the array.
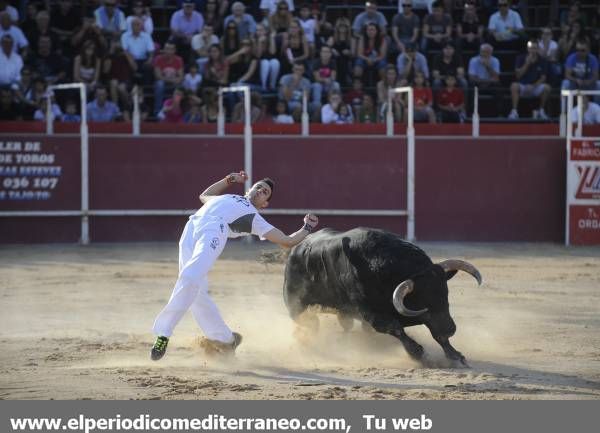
[
  {"xmin": 226, "ymin": 170, "xmax": 248, "ymax": 184},
  {"xmin": 304, "ymin": 213, "xmax": 319, "ymax": 229}
]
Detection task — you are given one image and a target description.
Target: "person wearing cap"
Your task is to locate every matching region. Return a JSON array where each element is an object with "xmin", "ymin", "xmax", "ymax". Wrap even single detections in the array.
[
  {"xmin": 150, "ymin": 171, "xmax": 319, "ymax": 360},
  {"xmin": 352, "ymin": 1, "xmax": 388, "ymax": 38}
]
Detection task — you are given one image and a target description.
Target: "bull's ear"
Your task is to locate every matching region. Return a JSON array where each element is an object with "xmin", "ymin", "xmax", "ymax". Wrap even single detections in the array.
[{"xmin": 445, "ymin": 270, "xmax": 458, "ymax": 280}]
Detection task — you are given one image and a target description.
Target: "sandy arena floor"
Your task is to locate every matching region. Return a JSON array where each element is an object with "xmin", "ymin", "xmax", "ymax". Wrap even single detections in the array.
[{"xmin": 0, "ymin": 240, "xmax": 599, "ymax": 400}]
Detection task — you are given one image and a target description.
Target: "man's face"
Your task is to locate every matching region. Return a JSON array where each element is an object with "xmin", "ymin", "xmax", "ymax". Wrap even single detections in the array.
[
  {"xmin": 96, "ymin": 89, "xmax": 107, "ymax": 104},
  {"xmin": 183, "ymin": 3, "xmax": 194, "ymax": 16},
  {"xmin": 293, "ymin": 64, "xmax": 304, "ymax": 77},
  {"xmin": 480, "ymin": 47, "xmax": 491, "ymax": 59},
  {"xmin": 366, "ymin": 3, "xmax": 376, "ymax": 15},
  {"xmin": 233, "ymin": 4, "xmax": 244, "ymax": 16},
  {"xmin": 320, "ymin": 47, "xmax": 331, "ymax": 61},
  {"xmin": 164, "ymin": 43, "xmax": 176, "ymax": 56},
  {"xmin": 247, "ymin": 181, "xmax": 271, "ymax": 208},
  {"xmin": 203, "ymin": 25, "xmax": 213, "ymax": 36},
  {"xmin": 1, "ymin": 37, "xmax": 12, "ymax": 54},
  {"xmin": 576, "ymin": 44, "xmax": 588, "ymax": 59},
  {"xmin": 132, "ymin": 19, "xmax": 142, "ymax": 33}
]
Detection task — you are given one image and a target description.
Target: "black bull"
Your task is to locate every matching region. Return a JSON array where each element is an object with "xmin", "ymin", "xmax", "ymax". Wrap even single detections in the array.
[{"xmin": 283, "ymin": 228, "xmax": 482, "ymax": 366}]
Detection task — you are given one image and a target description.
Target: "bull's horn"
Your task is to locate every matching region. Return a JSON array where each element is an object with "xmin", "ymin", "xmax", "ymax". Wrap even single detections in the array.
[
  {"xmin": 392, "ymin": 280, "xmax": 428, "ymax": 317},
  {"xmin": 438, "ymin": 260, "xmax": 482, "ymax": 285}
]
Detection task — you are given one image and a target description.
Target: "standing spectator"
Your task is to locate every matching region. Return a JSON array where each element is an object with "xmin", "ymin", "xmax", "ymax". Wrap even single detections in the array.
[
  {"xmin": 431, "ymin": 42, "xmax": 466, "ymax": 91},
  {"xmin": 158, "ymin": 87, "xmax": 185, "ymax": 123},
  {"xmin": 354, "ymin": 22, "xmax": 387, "ymax": 86},
  {"xmin": 94, "ymin": 0, "xmax": 127, "ymax": 45},
  {"xmin": 224, "ymin": 2, "xmax": 256, "ymax": 40},
  {"xmin": 170, "ymin": 0, "xmax": 204, "ymax": 60},
  {"xmin": 412, "ymin": 71, "xmax": 436, "ymax": 124},
  {"xmin": 421, "ymin": 1, "xmax": 452, "ymax": 53},
  {"xmin": 121, "ymin": 17, "xmax": 155, "ymax": 83},
  {"xmin": 436, "ymin": 74, "xmax": 465, "ymax": 123},
  {"xmin": 73, "ymin": 40, "xmax": 101, "ymax": 95},
  {"xmin": 260, "ymin": 0, "xmax": 295, "ymax": 16},
  {"xmin": 0, "ymin": 35, "xmax": 22, "ymax": 90},
  {"xmin": 312, "ymin": 45, "xmax": 340, "ymax": 104},
  {"xmin": 298, "ymin": 4, "xmax": 319, "ymax": 54},
  {"xmin": 253, "ymin": 23, "xmax": 279, "ymax": 91},
  {"xmin": 396, "ymin": 42, "xmax": 429, "ymax": 85},
  {"xmin": 278, "ymin": 62, "xmax": 318, "ymax": 120},
  {"xmin": 456, "ymin": 1, "xmax": 483, "ymax": 53},
  {"xmin": 268, "ymin": 1, "xmax": 293, "ymax": 36},
  {"xmin": 570, "ymin": 96, "xmax": 600, "ymax": 125},
  {"xmin": 27, "ymin": 36, "xmax": 67, "ymax": 85},
  {"xmin": 202, "ymin": 43, "xmax": 229, "ymax": 89},
  {"xmin": 272, "ymin": 99, "xmax": 294, "ymax": 123},
  {"xmin": 183, "ymin": 63, "xmax": 203, "ymax": 93},
  {"xmin": 153, "ymin": 41, "xmax": 184, "ymax": 115},
  {"xmin": 0, "ymin": 88, "xmax": 22, "ymax": 120},
  {"xmin": 351, "ymin": 1, "xmax": 388, "ymax": 38},
  {"xmin": 487, "ymin": 0, "xmax": 525, "ymax": 50},
  {"xmin": 377, "ymin": 65, "xmax": 404, "ymax": 122},
  {"xmin": 103, "ymin": 39, "xmax": 136, "ymax": 114},
  {"xmin": 561, "ymin": 40, "xmax": 600, "ymax": 106},
  {"xmin": 72, "ymin": 14, "xmax": 108, "ymax": 59},
  {"xmin": 192, "ymin": 24, "xmax": 219, "ymax": 72},
  {"xmin": 87, "ymin": 86, "xmax": 121, "ymax": 122},
  {"xmin": 391, "ymin": 1, "xmax": 420, "ymax": 56},
  {"xmin": 126, "ymin": 1, "xmax": 154, "ymax": 36},
  {"xmin": 50, "ymin": 0, "xmax": 81, "ymax": 57},
  {"xmin": 0, "ymin": 11, "xmax": 28, "ymax": 56},
  {"xmin": 279, "ymin": 19, "xmax": 309, "ymax": 76}
]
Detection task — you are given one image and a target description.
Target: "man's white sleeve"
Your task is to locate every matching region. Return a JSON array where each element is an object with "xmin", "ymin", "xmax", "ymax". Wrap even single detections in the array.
[{"xmin": 252, "ymin": 213, "xmax": 276, "ymax": 240}]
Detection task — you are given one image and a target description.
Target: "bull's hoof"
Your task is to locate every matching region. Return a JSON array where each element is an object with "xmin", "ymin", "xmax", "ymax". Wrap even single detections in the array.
[
  {"xmin": 445, "ymin": 351, "xmax": 470, "ymax": 368},
  {"xmin": 404, "ymin": 341, "xmax": 425, "ymax": 361}
]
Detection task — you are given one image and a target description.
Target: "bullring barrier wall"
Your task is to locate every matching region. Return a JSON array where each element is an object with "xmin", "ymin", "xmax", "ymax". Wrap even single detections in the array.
[{"xmin": 0, "ymin": 134, "xmax": 564, "ymax": 243}]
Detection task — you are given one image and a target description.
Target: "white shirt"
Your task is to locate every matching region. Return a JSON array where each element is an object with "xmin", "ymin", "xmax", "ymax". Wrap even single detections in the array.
[
  {"xmin": 121, "ymin": 30, "xmax": 154, "ymax": 60},
  {"xmin": 0, "ymin": 25, "xmax": 29, "ymax": 53},
  {"xmin": 0, "ymin": 50, "xmax": 23, "ymax": 87},
  {"xmin": 259, "ymin": 0, "xmax": 294, "ymax": 15},
  {"xmin": 488, "ymin": 9, "xmax": 523, "ymax": 40},
  {"xmin": 34, "ymin": 104, "xmax": 63, "ymax": 121},
  {"xmin": 191, "ymin": 194, "xmax": 275, "ymax": 240},
  {"xmin": 191, "ymin": 33, "xmax": 219, "ymax": 53},
  {"xmin": 183, "ymin": 72, "xmax": 202, "ymax": 92},
  {"xmin": 299, "ymin": 17, "xmax": 316, "ymax": 43},
  {"xmin": 571, "ymin": 102, "xmax": 600, "ymax": 125}
]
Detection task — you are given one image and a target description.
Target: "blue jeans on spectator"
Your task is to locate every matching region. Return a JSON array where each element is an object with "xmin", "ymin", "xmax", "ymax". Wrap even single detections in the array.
[
  {"xmin": 311, "ymin": 80, "xmax": 341, "ymax": 104},
  {"xmin": 154, "ymin": 80, "xmax": 175, "ymax": 115}
]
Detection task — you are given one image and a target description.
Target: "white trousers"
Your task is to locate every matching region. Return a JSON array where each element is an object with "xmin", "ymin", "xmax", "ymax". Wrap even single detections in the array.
[{"xmin": 152, "ymin": 219, "xmax": 233, "ymax": 343}]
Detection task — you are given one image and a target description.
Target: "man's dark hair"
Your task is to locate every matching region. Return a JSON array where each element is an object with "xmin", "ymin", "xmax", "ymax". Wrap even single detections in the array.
[{"xmin": 261, "ymin": 177, "xmax": 274, "ymax": 200}]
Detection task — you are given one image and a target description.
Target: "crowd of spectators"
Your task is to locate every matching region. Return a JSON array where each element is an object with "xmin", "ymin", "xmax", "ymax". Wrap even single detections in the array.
[{"xmin": 1, "ymin": 0, "xmax": 600, "ymax": 124}]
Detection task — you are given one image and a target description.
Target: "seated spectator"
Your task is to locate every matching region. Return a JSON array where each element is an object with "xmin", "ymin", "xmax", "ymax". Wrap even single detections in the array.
[
  {"xmin": 73, "ymin": 40, "xmax": 101, "ymax": 95},
  {"xmin": 252, "ymin": 23, "xmax": 279, "ymax": 91},
  {"xmin": 268, "ymin": 1, "xmax": 293, "ymax": 36},
  {"xmin": 312, "ymin": 45, "xmax": 340, "ymax": 104},
  {"xmin": 345, "ymin": 77, "xmax": 365, "ymax": 116},
  {"xmin": 34, "ymin": 94, "xmax": 63, "ymax": 121},
  {"xmin": 558, "ymin": 21, "xmax": 586, "ymax": 60},
  {"xmin": 170, "ymin": 0, "xmax": 204, "ymax": 60},
  {"xmin": 508, "ymin": 39, "xmax": 550, "ymax": 120},
  {"xmin": 0, "ymin": 88, "xmax": 22, "ymax": 120},
  {"xmin": 278, "ymin": 61, "xmax": 318, "ymax": 120},
  {"xmin": 0, "ymin": 11, "xmax": 28, "ymax": 56},
  {"xmin": 321, "ymin": 90, "xmax": 353, "ymax": 124},
  {"xmin": 396, "ymin": 42, "xmax": 429, "ymax": 85},
  {"xmin": 421, "ymin": 1, "xmax": 452, "ymax": 53},
  {"xmin": 153, "ymin": 41, "xmax": 184, "ymax": 115},
  {"xmin": 192, "ymin": 24, "xmax": 219, "ymax": 72},
  {"xmin": 436, "ymin": 74, "xmax": 465, "ymax": 123},
  {"xmin": 126, "ymin": 1, "xmax": 154, "ymax": 36},
  {"xmin": 261, "ymin": 0, "xmax": 294, "ymax": 16},
  {"xmin": 13, "ymin": 66, "xmax": 34, "ymax": 117},
  {"xmin": 202, "ymin": 0, "xmax": 225, "ymax": 36},
  {"xmin": 26, "ymin": 36, "xmax": 67, "ymax": 85},
  {"xmin": 103, "ymin": 39, "xmax": 136, "ymax": 114},
  {"xmin": 377, "ymin": 65, "xmax": 404, "ymax": 122},
  {"xmin": 0, "ymin": 0, "xmax": 18, "ymax": 23},
  {"xmin": 72, "ymin": 14, "xmax": 108, "ymax": 59},
  {"xmin": 413, "ymin": 71, "xmax": 436, "ymax": 124},
  {"xmin": 391, "ymin": 1, "xmax": 420, "ymax": 55},
  {"xmin": 200, "ymin": 87, "xmax": 219, "ymax": 123},
  {"xmin": 158, "ymin": 87, "xmax": 185, "ymax": 123},
  {"xmin": 229, "ymin": 38, "xmax": 260, "ymax": 89},
  {"xmin": 279, "ymin": 19, "xmax": 309, "ymax": 76},
  {"xmin": 18, "ymin": 76, "xmax": 46, "ymax": 120},
  {"xmin": 356, "ymin": 93, "xmax": 377, "ymax": 123},
  {"xmin": 87, "ymin": 86, "xmax": 121, "ymax": 122},
  {"xmin": 222, "ymin": 20, "xmax": 242, "ymax": 59},
  {"xmin": 50, "ymin": 0, "xmax": 81, "ymax": 57},
  {"xmin": 570, "ymin": 96, "xmax": 600, "ymax": 125},
  {"xmin": 487, "ymin": 0, "xmax": 525, "ymax": 50},
  {"xmin": 432, "ymin": 42, "xmax": 466, "ymax": 91},
  {"xmin": 26, "ymin": 10, "xmax": 59, "ymax": 56},
  {"xmin": 456, "ymin": 1, "xmax": 483, "ymax": 53},
  {"xmin": 538, "ymin": 27, "xmax": 560, "ymax": 86},
  {"xmin": 19, "ymin": 3, "xmax": 37, "ymax": 40},
  {"xmin": 202, "ymin": 43, "xmax": 229, "ymax": 89},
  {"xmin": 0, "ymin": 34, "xmax": 23, "ymax": 90},
  {"xmin": 351, "ymin": 1, "xmax": 387, "ymax": 38},
  {"xmin": 94, "ymin": 0, "xmax": 126, "ymax": 45},
  {"xmin": 184, "ymin": 101, "xmax": 203, "ymax": 123},
  {"xmin": 354, "ymin": 22, "xmax": 387, "ymax": 86},
  {"xmin": 61, "ymin": 100, "xmax": 81, "ymax": 122},
  {"xmin": 224, "ymin": 2, "xmax": 256, "ymax": 40},
  {"xmin": 298, "ymin": 3, "xmax": 319, "ymax": 54},
  {"xmin": 232, "ymin": 91, "xmax": 264, "ymax": 123},
  {"xmin": 562, "ymin": 40, "xmax": 600, "ymax": 107},
  {"xmin": 183, "ymin": 64, "xmax": 203, "ymax": 93},
  {"xmin": 120, "ymin": 17, "xmax": 155, "ymax": 83},
  {"xmin": 272, "ymin": 99, "xmax": 294, "ymax": 124},
  {"xmin": 468, "ymin": 43, "xmax": 500, "ymax": 87},
  {"xmin": 327, "ymin": 18, "xmax": 353, "ymax": 87}
]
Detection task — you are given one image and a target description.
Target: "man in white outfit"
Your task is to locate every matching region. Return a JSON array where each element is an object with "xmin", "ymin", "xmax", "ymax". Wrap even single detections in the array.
[{"xmin": 151, "ymin": 170, "xmax": 319, "ymax": 360}]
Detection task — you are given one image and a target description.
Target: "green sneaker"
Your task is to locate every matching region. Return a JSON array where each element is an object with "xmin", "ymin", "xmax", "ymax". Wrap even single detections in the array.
[{"xmin": 151, "ymin": 336, "xmax": 169, "ymax": 361}]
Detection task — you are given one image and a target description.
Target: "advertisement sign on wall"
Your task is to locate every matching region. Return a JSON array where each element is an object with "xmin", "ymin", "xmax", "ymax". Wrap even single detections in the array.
[{"xmin": 567, "ymin": 139, "xmax": 600, "ymax": 245}]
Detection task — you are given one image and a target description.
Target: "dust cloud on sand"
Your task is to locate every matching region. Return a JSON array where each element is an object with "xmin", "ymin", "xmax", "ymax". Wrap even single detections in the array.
[{"xmin": 1, "ymin": 241, "xmax": 599, "ymax": 400}]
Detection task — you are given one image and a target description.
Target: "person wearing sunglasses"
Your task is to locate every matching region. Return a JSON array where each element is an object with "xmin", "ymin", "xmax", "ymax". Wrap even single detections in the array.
[
  {"xmin": 487, "ymin": 0, "xmax": 525, "ymax": 49},
  {"xmin": 561, "ymin": 40, "xmax": 600, "ymax": 109}
]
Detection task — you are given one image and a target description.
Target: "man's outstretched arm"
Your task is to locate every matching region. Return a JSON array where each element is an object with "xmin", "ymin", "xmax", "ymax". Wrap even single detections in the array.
[
  {"xmin": 199, "ymin": 171, "xmax": 248, "ymax": 204},
  {"xmin": 264, "ymin": 214, "xmax": 319, "ymax": 248}
]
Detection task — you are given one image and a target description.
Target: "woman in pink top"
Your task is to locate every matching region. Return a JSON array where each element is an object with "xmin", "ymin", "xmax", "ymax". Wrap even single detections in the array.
[{"xmin": 160, "ymin": 87, "xmax": 185, "ymax": 123}]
